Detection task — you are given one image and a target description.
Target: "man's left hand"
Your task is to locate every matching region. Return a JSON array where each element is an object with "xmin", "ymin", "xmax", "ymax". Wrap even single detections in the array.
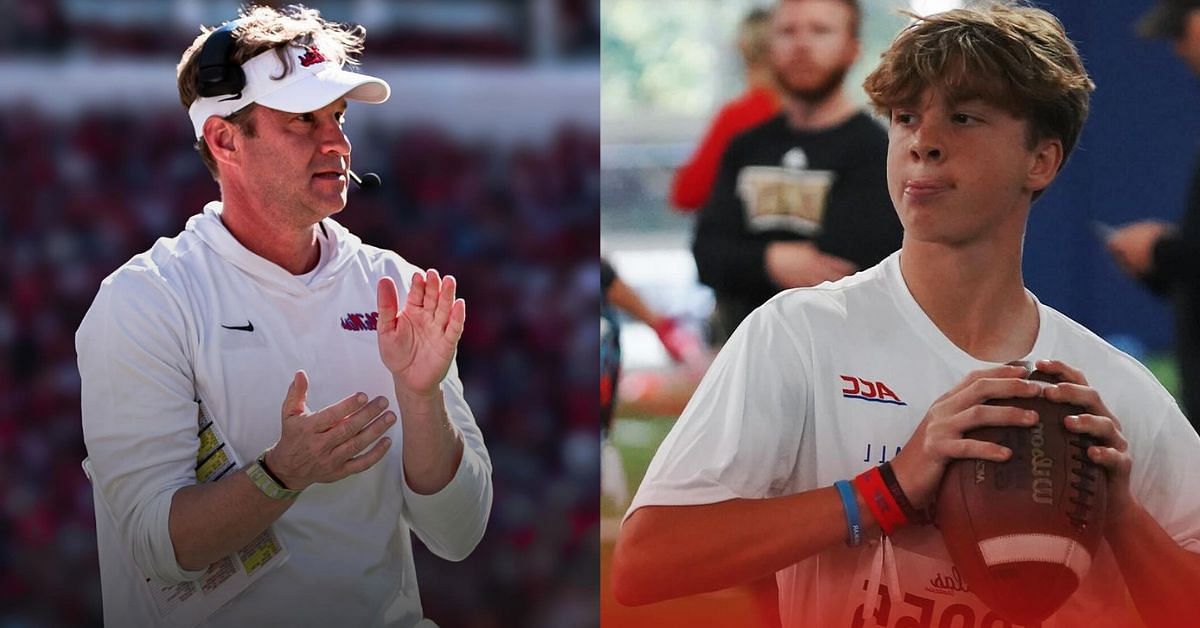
[
  {"xmin": 1034, "ymin": 359, "xmax": 1136, "ymax": 524},
  {"xmin": 377, "ymin": 270, "xmax": 466, "ymax": 395}
]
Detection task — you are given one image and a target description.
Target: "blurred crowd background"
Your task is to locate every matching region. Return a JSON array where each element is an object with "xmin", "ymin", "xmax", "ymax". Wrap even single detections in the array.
[
  {"xmin": 1, "ymin": 0, "xmax": 597, "ymax": 59},
  {"xmin": 0, "ymin": 1, "xmax": 598, "ymax": 627}
]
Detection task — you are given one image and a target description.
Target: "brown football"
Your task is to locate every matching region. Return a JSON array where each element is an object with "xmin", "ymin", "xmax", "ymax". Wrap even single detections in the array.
[{"xmin": 935, "ymin": 370, "xmax": 1106, "ymax": 624}]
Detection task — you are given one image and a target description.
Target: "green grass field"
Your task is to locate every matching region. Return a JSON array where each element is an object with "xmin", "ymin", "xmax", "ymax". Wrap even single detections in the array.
[
  {"xmin": 601, "ymin": 416, "xmax": 674, "ymax": 520},
  {"xmin": 601, "ymin": 414, "xmax": 771, "ymax": 627},
  {"xmin": 1144, "ymin": 354, "xmax": 1180, "ymax": 400}
]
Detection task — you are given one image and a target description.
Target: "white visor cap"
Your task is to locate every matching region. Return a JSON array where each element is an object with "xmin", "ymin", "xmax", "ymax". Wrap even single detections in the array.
[{"xmin": 188, "ymin": 42, "xmax": 390, "ymax": 138}]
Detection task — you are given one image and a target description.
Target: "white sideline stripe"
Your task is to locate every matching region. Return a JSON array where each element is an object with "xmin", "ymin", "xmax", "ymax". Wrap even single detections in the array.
[{"xmin": 978, "ymin": 534, "xmax": 1092, "ymax": 582}]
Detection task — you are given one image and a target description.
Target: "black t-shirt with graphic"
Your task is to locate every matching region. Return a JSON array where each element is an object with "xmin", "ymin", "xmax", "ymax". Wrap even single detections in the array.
[{"xmin": 693, "ymin": 111, "xmax": 901, "ymax": 334}]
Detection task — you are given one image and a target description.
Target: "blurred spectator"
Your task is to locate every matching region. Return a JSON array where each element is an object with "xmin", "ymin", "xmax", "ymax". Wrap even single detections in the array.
[
  {"xmin": 670, "ymin": 7, "xmax": 780, "ymax": 212},
  {"xmin": 0, "ymin": 103, "xmax": 598, "ymax": 627},
  {"xmin": 1108, "ymin": 0, "xmax": 1200, "ymax": 421},
  {"xmin": 691, "ymin": 0, "xmax": 900, "ymax": 343},
  {"xmin": 599, "ymin": 257, "xmax": 702, "ymax": 509},
  {"xmin": 555, "ymin": 0, "xmax": 601, "ymax": 58},
  {"xmin": 0, "ymin": 0, "xmax": 70, "ymax": 54}
]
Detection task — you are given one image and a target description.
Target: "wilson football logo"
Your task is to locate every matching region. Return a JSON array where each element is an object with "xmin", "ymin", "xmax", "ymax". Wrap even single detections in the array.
[
  {"xmin": 1030, "ymin": 421, "xmax": 1054, "ymax": 505},
  {"xmin": 840, "ymin": 375, "xmax": 906, "ymax": 405}
]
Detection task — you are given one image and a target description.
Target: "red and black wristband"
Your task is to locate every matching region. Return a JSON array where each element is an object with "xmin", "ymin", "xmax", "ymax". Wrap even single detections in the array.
[
  {"xmin": 879, "ymin": 461, "xmax": 930, "ymax": 525},
  {"xmin": 853, "ymin": 466, "xmax": 907, "ymax": 536}
]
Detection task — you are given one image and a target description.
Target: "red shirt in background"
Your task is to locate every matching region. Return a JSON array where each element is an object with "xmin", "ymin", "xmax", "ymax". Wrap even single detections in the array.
[{"xmin": 669, "ymin": 85, "xmax": 779, "ymax": 212}]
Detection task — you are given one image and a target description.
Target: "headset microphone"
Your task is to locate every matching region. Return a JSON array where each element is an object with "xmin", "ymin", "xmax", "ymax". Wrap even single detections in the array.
[{"xmin": 348, "ymin": 170, "xmax": 381, "ymax": 190}]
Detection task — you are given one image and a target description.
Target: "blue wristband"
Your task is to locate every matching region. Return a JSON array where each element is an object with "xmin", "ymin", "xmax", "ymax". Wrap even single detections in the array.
[{"xmin": 834, "ymin": 480, "xmax": 863, "ymax": 547}]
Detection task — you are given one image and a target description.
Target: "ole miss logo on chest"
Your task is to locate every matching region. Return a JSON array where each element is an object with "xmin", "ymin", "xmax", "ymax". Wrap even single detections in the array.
[
  {"xmin": 840, "ymin": 374, "xmax": 906, "ymax": 406},
  {"xmin": 341, "ymin": 312, "xmax": 379, "ymax": 331}
]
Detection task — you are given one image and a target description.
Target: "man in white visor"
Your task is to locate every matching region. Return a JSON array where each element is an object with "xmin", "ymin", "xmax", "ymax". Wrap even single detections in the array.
[{"xmin": 76, "ymin": 5, "xmax": 492, "ymax": 627}]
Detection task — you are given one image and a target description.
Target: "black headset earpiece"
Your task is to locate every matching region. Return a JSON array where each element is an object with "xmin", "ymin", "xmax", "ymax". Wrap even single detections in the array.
[{"xmin": 195, "ymin": 20, "xmax": 245, "ymax": 101}]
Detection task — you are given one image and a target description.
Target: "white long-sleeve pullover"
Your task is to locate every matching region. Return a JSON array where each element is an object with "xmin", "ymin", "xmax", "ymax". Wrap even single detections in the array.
[{"xmin": 78, "ymin": 202, "xmax": 492, "ymax": 627}]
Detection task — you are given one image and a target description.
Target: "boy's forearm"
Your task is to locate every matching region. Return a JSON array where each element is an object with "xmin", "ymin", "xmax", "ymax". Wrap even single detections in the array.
[{"xmin": 612, "ymin": 486, "xmax": 876, "ymax": 606}]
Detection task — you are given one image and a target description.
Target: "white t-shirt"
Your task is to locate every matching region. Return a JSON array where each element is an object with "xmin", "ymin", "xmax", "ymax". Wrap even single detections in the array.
[
  {"xmin": 77, "ymin": 202, "xmax": 492, "ymax": 627},
  {"xmin": 628, "ymin": 251, "xmax": 1200, "ymax": 628}
]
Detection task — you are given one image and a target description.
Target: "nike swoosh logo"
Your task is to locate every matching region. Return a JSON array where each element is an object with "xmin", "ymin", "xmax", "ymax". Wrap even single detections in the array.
[{"xmin": 221, "ymin": 321, "xmax": 254, "ymax": 332}]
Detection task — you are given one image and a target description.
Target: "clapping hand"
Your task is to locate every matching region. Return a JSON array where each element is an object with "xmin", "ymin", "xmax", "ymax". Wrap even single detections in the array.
[{"xmin": 376, "ymin": 270, "xmax": 466, "ymax": 396}]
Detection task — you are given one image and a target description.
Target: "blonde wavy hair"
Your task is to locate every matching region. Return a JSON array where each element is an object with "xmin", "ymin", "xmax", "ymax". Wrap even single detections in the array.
[
  {"xmin": 863, "ymin": 4, "xmax": 1094, "ymax": 175},
  {"xmin": 176, "ymin": 4, "xmax": 367, "ymax": 180}
]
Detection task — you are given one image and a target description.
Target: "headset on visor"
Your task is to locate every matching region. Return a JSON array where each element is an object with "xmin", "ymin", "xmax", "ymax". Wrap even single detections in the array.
[{"xmin": 195, "ymin": 20, "xmax": 246, "ymax": 100}]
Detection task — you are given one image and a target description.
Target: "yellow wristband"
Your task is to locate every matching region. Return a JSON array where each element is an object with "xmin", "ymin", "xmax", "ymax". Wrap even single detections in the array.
[{"xmin": 246, "ymin": 453, "xmax": 302, "ymax": 500}]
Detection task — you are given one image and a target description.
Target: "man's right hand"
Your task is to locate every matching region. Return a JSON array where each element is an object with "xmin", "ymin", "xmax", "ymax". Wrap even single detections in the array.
[
  {"xmin": 889, "ymin": 364, "xmax": 1044, "ymax": 510},
  {"xmin": 264, "ymin": 371, "xmax": 395, "ymax": 491},
  {"xmin": 764, "ymin": 241, "xmax": 857, "ymax": 289}
]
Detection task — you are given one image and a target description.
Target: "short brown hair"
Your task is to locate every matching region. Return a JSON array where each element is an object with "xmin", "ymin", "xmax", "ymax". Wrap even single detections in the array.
[
  {"xmin": 863, "ymin": 4, "xmax": 1094, "ymax": 170},
  {"xmin": 779, "ymin": 0, "xmax": 862, "ymax": 39},
  {"xmin": 176, "ymin": 5, "xmax": 366, "ymax": 181}
]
